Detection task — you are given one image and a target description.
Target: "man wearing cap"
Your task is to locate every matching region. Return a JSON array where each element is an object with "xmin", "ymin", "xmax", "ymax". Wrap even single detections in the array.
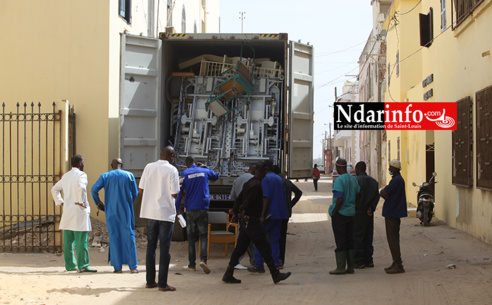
[
  {"xmin": 379, "ymin": 159, "xmax": 407, "ymax": 274},
  {"xmin": 329, "ymin": 158, "xmax": 360, "ymax": 275}
]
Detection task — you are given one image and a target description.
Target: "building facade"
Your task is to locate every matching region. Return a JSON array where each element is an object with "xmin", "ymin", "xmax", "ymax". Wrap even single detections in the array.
[{"xmin": 383, "ymin": 0, "xmax": 492, "ymax": 243}]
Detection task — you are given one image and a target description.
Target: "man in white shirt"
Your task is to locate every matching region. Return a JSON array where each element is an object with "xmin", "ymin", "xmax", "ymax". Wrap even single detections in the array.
[
  {"xmin": 140, "ymin": 146, "xmax": 180, "ymax": 292},
  {"xmin": 51, "ymin": 155, "xmax": 96, "ymax": 273}
]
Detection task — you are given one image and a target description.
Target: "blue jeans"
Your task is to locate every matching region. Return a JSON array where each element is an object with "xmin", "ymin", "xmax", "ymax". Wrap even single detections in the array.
[
  {"xmin": 254, "ymin": 219, "xmax": 282, "ymax": 268},
  {"xmin": 146, "ymin": 219, "xmax": 174, "ymax": 288},
  {"xmin": 186, "ymin": 210, "xmax": 208, "ymax": 266}
]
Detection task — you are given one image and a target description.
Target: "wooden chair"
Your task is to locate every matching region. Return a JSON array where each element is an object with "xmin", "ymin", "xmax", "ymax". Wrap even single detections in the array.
[{"xmin": 200, "ymin": 211, "xmax": 238, "ymax": 259}]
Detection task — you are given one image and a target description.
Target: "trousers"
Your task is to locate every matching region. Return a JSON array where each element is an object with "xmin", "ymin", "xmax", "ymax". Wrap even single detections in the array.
[{"xmin": 63, "ymin": 230, "xmax": 90, "ymax": 271}]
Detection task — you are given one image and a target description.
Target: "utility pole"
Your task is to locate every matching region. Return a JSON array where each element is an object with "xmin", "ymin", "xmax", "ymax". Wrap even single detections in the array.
[
  {"xmin": 329, "ymin": 122, "xmax": 332, "ymax": 172},
  {"xmin": 239, "ymin": 12, "xmax": 246, "ymax": 33}
]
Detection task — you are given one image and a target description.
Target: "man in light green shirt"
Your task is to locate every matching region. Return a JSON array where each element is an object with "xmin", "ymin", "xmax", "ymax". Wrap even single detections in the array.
[{"xmin": 329, "ymin": 158, "xmax": 360, "ymax": 275}]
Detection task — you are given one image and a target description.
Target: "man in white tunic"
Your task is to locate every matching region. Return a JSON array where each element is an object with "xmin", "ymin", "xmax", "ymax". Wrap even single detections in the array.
[{"xmin": 51, "ymin": 155, "xmax": 96, "ymax": 273}]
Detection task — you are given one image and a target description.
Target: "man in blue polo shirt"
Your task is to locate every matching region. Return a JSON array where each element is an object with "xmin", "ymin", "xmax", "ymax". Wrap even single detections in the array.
[
  {"xmin": 379, "ymin": 159, "xmax": 407, "ymax": 274},
  {"xmin": 248, "ymin": 160, "xmax": 288, "ymax": 273},
  {"xmin": 175, "ymin": 156, "xmax": 219, "ymax": 274},
  {"xmin": 329, "ymin": 158, "xmax": 360, "ymax": 275}
]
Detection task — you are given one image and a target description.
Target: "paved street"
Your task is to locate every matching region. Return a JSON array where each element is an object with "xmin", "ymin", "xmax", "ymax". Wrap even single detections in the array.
[{"xmin": 1, "ymin": 176, "xmax": 492, "ymax": 305}]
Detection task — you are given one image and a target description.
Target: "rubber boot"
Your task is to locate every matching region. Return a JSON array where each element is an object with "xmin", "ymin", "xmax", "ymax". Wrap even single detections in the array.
[
  {"xmin": 269, "ymin": 266, "xmax": 291, "ymax": 284},
  {"xmin": 346, "ymin": 250, "xmax": 355, "ymax": 274},
  {"xmin": 329, "ymin": 251, "xmax": 347, "ymax": 275},
  {"xmin": 222, "ymin": 265, "xmax": 241, "ymax": 284}
]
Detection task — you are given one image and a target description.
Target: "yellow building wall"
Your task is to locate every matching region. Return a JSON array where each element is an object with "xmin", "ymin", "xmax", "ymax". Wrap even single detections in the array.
[
  {"xmin": 0, "ymin": 1, "xmax": 111, "ymax": 224},
  {"xmin": 448, "ymin": 0, "xmax": 492, "ymax": 243},
  {"xmin": 384, "ymin": 0, "xmax": 492, "ymax": 243}
]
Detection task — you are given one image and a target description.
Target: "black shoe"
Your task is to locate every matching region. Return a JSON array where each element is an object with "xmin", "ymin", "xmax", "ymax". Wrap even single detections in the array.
[
  {"xmin": 247, "ymin": 266, "xmax": 265, "ymax": 273},
  {"xmin": 354, "ymin": 262, "xmax": 366, "ymax": 269},
  {"xmin": 222, "ymin": 274, "xmax": 241, "ymax": 284},
  {"xmin": 385, "ymin": 264, "xmax": 405, "ymax": 274},
  {"xmin": 365, "ymin": 262, "xmax": 374, "ymax": 268},
  {"xmin": 223, "ymin": 266, "xmax": 241, "ymax": 284},
  {"xmin": 272, "ymin": 271, "xmax": 291, "ymax": 284}
]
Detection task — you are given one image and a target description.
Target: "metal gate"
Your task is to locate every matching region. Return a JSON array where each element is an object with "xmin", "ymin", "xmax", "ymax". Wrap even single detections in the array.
[{"xmin": 0, "ymin": 102, "xmax": 71, "ymax": 252}]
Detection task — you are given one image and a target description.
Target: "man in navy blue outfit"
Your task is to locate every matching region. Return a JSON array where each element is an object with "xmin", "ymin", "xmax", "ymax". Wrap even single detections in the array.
[
  {"xmin": 175, "ymin": 156, "xmax": 219, "ymax": 274},
  {"xmin": 248, "ymin": 160, "xmax": 288, "ymax": 273},
  {"xmin": 379, "ymin": 159, "xmax": 407, "ymax": 274}
]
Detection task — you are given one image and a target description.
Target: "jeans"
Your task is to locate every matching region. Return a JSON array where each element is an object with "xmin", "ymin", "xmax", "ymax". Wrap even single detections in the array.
[
  {"xmin": 254, "ymin": 219, "xmax": 282, "ymax": 268},
  {"xmin": 228, "ymin": 217, "xmax": 275, "ymax": 271},
  {"xmin": 313, "ymin": 178, "xmax": 319, "ymax": 191},
  {"xmin": 146, "ymin": 219, "xmax": 174, "ymax": 288},
  {"xmin": 385, "ymin": 217, "xmax": 402, "ymax": 264},
  {"xmin": 186, "ymin": 210, "xmax": 208, "ymax": 266},
  {"xmin": 331, "ymin": 212, "xmax": 354, "ymax": 252}
]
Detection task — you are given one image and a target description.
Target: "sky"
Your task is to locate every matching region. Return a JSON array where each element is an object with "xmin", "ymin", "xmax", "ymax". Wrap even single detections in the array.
[{"xmin": 219, "ymin": 0, "xmax": 373, "ymax": 159}]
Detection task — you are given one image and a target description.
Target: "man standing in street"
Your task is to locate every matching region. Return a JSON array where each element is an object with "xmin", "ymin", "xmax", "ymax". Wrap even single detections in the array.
[
  {"xmin": 140, "ymin": 146, "xmax": 180, "ymax": 291},
  {"xmin": 354, "ymin": 161, "xmax": 380, "ymax": 269},
  {"xmin": 379, "ymin": 159, "xmax": 408, "ymax": 274},
  {"xmin": 230, "ymin": 164, "xmax": 257, "ymax": 269},
  {"xmin": 248, "ymin": 160, "xmax": 288, "ymax": 273},
  {"xmin": 51, "ymin": 155, "xmax": 96, "ymax": 273},
  {"xmin": 91, "ymin": 158, "xmax": 139, "ymax": 273},
  {"xmin": 273, "ymin": 165, "xmax": 302, "ymax": 269},
  {"xmin": 329, "ymin": 158, "xmax": 360, "ymax": 275},
  {"xmin": 175, "ymin": 156, "xmax": 219, "ymax": 274},
  {"xmin": 222, "ymin": 161, "xmax": 291, "ymax": 284}
]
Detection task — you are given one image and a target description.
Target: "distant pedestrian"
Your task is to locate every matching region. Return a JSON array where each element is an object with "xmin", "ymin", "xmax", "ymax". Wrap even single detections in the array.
[
  {"xmin": 91, "ymin": 158, "xmax": 139, "ymax": 273},
  {"xmin": 329, "ymin": 158, "xmax": 360, "ymax": 275},
  {"xmin": 353, "ymin": 161, "xmax": 380, "ymax": 269},
  {"xmin": 51, "ymin": 155, "xmax": 97, "ymax": 273},
  {"xmin": 273, "ymin": 165, "xmax": 302, "ymax": 268},
  {"xmin": 222, "ymin": 161, "xmax": 291, "ymax": 284},
  {"xmin": 175, "ymin": 156, "xmax": 219, "ymax": 274},
  {"xmin": 379, "ymin": 159, "xmax": 407, "ymax": 274},
  {"xmin": 313, "ymin": 164, "xmax": 320, "ymax": 191},
  {"xmin": 140, "ymin": 146, "xmax": 180, "ymax": 291},
  {"xmin": 230, "ymin": 164, "xmax": 257, "ymax": 269}
]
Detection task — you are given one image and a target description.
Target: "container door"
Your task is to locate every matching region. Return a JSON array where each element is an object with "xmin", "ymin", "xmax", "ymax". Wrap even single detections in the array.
[
  {"xmin": 287, "ymin": 41, "xmax": 314, "ymax": 178},
  {"xmin": 120, "ymin": 34, "xmax": 162, "ymax": 177}
]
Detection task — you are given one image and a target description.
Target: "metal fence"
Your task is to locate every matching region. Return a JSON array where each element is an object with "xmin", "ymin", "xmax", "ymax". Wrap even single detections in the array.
[{"xmin": 1, "ymin": 102, "xmax": 69, "ymax": 252}]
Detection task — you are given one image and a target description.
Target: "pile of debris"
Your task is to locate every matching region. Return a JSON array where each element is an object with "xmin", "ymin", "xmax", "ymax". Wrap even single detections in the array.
[{"xmin": 89, "ymin": 217, "xmax": 148, "ymax": 251}]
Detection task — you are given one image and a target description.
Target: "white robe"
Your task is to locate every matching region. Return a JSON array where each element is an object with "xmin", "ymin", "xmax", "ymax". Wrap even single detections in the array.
[{"xmin": 51, "ymin": 167, "xmax": 92, "ymax": 231}]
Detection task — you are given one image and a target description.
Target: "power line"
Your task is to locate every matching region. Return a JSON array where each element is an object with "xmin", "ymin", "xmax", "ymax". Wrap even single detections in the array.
[{"xmin": 315, "ymin": 41, "xmax": 366, "ymax": 57}]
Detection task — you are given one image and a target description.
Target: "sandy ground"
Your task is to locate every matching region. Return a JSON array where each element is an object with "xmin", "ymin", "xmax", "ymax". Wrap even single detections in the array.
[{"xmin": 1, "ymin": 176, "xmax": 492, "ymax": 305}]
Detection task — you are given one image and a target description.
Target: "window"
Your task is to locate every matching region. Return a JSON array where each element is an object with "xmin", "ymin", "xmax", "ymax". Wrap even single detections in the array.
[
  {"xmin": 419, "ymin": 8, "xmax": 434, "ymax": 47},
  {"xmin": 119, "ymin": 0, "xmax": 132, "ymax": 24},
  {"xmin": 441, "ymin": 0, "xmax": 447, "ymax": 32},
  {"xmin": 476, "ymin": 85, "xmax": 492, "ymax": 190},
  {"xmin": 454, "ymin": 0, "xmax": 484, "ymax": 26},
  {"xmin": 452, "ymin": 97, "xmax": 473, "ymax": 187}
]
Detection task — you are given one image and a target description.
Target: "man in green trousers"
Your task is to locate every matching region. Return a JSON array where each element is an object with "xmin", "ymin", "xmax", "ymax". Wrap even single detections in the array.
[{"xmin": 51, "ymin": 155, "xmax": 97, "ymax": 273}]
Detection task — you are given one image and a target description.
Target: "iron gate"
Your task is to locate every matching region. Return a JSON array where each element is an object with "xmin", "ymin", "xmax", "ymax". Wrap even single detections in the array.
[{"xmin": 0, "ymin": 102, "xmax": 72, "ymax": 252}]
